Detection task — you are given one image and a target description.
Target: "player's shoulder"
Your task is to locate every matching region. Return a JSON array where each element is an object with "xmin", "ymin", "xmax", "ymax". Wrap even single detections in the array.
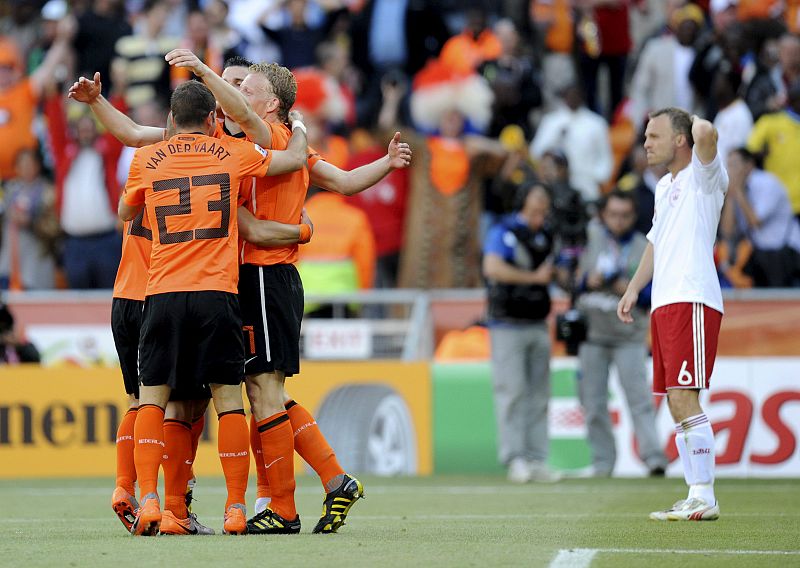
[
  {"xmin": 135, "ymin": 139, "xmax": 168, "ymax": 155},
  {"xmin": 225, "ymin": 135, "xmax": 270, "ymax": 159}
]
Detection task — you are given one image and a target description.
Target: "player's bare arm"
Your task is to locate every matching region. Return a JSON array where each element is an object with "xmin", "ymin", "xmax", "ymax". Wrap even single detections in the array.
[
  {"xmin": 617, "ymin": 242, "xmax": 654, "ymax": 323},
  {"xmin": 165, "ymin": 49, "xmax": 273, "ymax": 148},
  {"xmin": 310, "ymin": 132, "xmax": 412, "ymax": 196},
  {"xmin": 238, "ymin": 206, "xmax": 313, "ymax": 247},
  {"xmin": 263, "ymin": 116, "xmax": 308, "ymax": 176},
  {"xmin": 691, "ymin": 115, "xmax": 718, "ymax": 165},
  {"xmin": 30, "ymin": 16, "xmax": 75, "ymax": 98},
  {"xmin": 118, "ymin": 194, "xmax": 143, "ymax": 222},
  {"xmin": 68, "ymin": 72, "xmax": 165, "ymax": 147}
]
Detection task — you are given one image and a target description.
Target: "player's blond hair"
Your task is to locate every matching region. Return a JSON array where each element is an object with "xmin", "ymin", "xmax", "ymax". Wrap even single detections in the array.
[{"xmin": 249, "ymin": 62, "xmax": 297, "ymax": 123}]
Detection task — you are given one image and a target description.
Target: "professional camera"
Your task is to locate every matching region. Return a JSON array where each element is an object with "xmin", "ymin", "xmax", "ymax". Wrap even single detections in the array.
[{"xmin": 555, "ymin": 308, "xmax": 587, "ymax": 356}]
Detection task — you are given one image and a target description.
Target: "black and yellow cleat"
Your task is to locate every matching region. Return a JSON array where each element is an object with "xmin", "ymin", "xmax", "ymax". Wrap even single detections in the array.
[
  {"xmin": 312, "ymin": 474, "xmax": 365, "ymax": 534},
  {"xmin": 246, "ymin": 508, "xmax": 301, "ymax": 535}
]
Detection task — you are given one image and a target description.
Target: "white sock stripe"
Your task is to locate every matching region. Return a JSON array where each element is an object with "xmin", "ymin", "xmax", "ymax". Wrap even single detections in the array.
[
  {"xmin": 682, "ymin": 414, "xmax": 709, "ymax": 430},
  {"xmin": 674, "ymin": 423, "xmax": 684, "ymax": 434}
]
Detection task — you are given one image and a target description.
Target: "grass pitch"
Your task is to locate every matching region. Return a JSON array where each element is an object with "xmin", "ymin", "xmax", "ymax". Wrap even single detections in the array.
[{"xmin": 0, "ymin": 475, "xmax": 798, "ymax": 567}]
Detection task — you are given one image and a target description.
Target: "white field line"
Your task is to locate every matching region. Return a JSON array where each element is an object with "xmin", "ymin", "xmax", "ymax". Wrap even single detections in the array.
[
  {"xmin": 549, "ymin": 548, "xmax": 800, "ymax": 568},
  {"xmin": 549, "ymin": 549, "xmax": 597, "ymax": 568}
]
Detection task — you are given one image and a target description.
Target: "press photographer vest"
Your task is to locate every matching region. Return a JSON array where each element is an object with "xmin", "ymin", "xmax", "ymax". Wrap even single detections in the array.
[{"xmin": 487, "ymin": 223, "xmax": 552, "ymax": 322}]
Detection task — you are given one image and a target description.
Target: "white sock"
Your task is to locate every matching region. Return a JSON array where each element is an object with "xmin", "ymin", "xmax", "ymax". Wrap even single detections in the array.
[
  {"xmin": 682, "ymin": 413, "xmax": 716, "ymax": 505},
  {"xmin": 674, "ymin": 423, "xmax": 695, "ymax": 489},
  {"xmin": 254, "ymin": 496, "xmax": 271, "ymax": 515}
]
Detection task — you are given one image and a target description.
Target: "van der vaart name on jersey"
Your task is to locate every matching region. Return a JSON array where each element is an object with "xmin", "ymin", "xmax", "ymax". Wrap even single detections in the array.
[{"xmin": 145, "ymin": 142, "xmax": 232, "ymax": 170}]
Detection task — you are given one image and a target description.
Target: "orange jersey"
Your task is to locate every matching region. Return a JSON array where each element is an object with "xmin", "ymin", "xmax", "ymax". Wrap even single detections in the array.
[
  {"xmin": 112, "ymin": 211, "xmax": 154, "ymax": 301},
  {"xmin": 0, "ymin": 78, "xmax": 38, "ymax": 180},
  {"xmin": 123, "ymin": 133, "xmax": 273, "ymax": 295},
  {"xmin": 239, "ymin": 120, "xmax": 322, "ymax": 266}
]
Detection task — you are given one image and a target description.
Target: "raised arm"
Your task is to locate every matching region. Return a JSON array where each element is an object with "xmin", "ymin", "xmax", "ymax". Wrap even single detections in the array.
[
  {"xmin": 165, "ymin": 49, "xmax": 273, "ymax": 148},
  {"xmin": 238, "ymin": 206, "xmax": 313, "ymax": 246},
  {"xmin": 30, "ymin": 16, "xmax": 75, "ymax": 98},
  {"xmin": 68, "ymin": 73, "xmax": 165, "ymax": 147},
  {"xmin": 617, "ymin": 242, "xmax": 653, "ymax": 323},
  {"xmin": 310, "ymin": 132, "xmax": 412, "ymax": 195},
  {"xmin": 691, "ymin": 115, "xmax": 718, "ymax": 165}
]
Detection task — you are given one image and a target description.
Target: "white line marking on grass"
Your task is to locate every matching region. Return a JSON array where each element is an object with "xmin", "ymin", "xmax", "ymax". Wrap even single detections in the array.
[
  {"xmin": 549, "ymin": 547, "xmax": 800, "ymax": 568},
  {"xmin": 598, "ymin": 548, "xmax": 800, "ymax": 556},
  {"xmin": 549, "ymin": 549, "xmax": 597, "ymax": 568},
  {"xmin": 353, "ymin": 512, "xmax": 800, "ymax": 520}
]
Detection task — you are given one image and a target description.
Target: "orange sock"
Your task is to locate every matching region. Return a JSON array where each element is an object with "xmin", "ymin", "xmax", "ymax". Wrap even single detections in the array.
[
  {"xmin": 133, "ymin": 404, "xmax": 165, "ymax": 501},
  {"xmin": 189, "ymin": 414, "xmax": 205, "ymax": 481},
  {"xmin": 285, "ymin": 400, "xmax": 344, "ymax": 491},
  {"xmin": 115, "ymin": 407, "xmax": 138, "ymax": 495},
  {"xmin": 257, "ymin": 411, "xmax": 296, "ymax": 520},
  {"xmin": 250, "ymin": 414, "xmax": 271, "ymax": 499},
  {"xmin": 218, "ymin": 410, "xmax": 250, "ymax": 510},
  {"xmin": 163, "ymin": 419, "xmax": 192, "ymax": 518}
]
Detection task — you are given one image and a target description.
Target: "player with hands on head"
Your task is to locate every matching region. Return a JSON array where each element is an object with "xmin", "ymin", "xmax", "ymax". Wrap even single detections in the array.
[{"xmin": 618, "ymin": 110, "xmax": 728, "ymax": 521}]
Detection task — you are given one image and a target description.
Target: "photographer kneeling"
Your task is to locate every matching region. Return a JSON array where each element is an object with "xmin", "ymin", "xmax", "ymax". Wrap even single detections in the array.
[{"xmin": 575, "ymin": 191, "xmax": 667, "ymax": 477}]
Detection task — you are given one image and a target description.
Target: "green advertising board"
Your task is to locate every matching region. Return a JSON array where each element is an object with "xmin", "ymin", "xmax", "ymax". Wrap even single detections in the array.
[{"xmin": 432, "ymin": 361, "xmax": 592, "ymax": 473}]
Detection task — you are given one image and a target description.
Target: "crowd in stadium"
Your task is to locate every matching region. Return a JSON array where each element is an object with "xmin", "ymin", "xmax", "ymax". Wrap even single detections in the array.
[{"xmin": 1, "ymin": 0, "xmax": 799, "ymax": 293}]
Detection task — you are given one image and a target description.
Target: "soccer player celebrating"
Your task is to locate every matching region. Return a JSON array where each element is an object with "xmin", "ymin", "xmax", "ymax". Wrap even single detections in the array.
[
  {"xmin": 110, "ymin": 203, "xmax": 216, "ymax": 535},
  {"xmin": 618, "ymin": 108, "xmax": 727, "ymax": 521},
  {"xmin": 165, "ymin": 49, "xmax": 410, "ymax": 534},
  {"xmin": 119, "ymin": 80, "xmax": 308, "ymax": 536}
]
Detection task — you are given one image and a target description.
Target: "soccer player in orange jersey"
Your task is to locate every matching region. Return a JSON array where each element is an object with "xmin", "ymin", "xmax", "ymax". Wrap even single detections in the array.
[
  {"xmin": 166, "ymin": 49, "xmax": 411, "ymax": 534},
  {"xmin": 72, "ymin": 61, "xmax": 315, "ymax": 535},
  {"xmin": 110, "ymin": 206, "xmax": 216, "ymax": 535},
  {"xmin": 70, "ymin": 57, "xmax": 410, "ymax": 533},
  {"xmin": 110, "ymin": 171, "xmax": 313, "ymax": 537},
  {"xmin": 118, "ymin": 80, "xmax": 308, "ymax": 536}
]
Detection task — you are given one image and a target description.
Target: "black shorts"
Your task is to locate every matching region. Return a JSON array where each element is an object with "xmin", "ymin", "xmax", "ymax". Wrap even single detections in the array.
[
  {"xmin": 239, "ymin": 263, "xmax": 304, "ymax": 377},
  {"xmin": 139, "ymin": 291, "xmax": 245, "ymax": 392},
  {"xmin": 111, "ymin": 297, "xmax": 144, "ymax": 397}
]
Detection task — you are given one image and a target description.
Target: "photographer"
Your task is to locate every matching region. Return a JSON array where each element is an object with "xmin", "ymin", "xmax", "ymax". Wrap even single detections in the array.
[
  {"xmin": 575, "ymin": 190, "xmax": 666, "ymax": 477},
  {"xmin": 482, "ymin": 183, "xmax": 560, "ymax": 484},
  {"xmin": 0, "ymin": 302, "xmax": 40, "ymax": 364}
]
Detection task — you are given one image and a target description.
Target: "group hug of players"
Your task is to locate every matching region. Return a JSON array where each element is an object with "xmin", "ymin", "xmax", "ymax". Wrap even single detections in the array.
[{"xmin": 67, "ymin": 49, "xmax": 412, "ymax": 536}]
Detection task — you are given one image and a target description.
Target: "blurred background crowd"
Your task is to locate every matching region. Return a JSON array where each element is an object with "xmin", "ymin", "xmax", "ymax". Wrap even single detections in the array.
[{"xmin": 1, "ymin": 0, "xmax": 799, "ymax": 295}]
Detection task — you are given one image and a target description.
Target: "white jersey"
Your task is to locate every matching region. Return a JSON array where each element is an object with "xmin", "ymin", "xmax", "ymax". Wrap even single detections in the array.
[{"xmin": 646, "ymin": 148, "xmax": 728, "ymax": 313}]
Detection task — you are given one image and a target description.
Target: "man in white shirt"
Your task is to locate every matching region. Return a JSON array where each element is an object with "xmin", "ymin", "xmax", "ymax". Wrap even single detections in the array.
[
  {"xmin": 618, "ymin": 107, "xmax": 728, "ymax": 522},
  {"xmin": 529, "ymin": 84, "xmax": 612, "ymax": 202}
]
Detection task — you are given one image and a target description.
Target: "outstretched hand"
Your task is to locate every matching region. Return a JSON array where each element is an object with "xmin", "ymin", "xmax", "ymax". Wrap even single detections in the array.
[
  {"xmin": 388, "ymin": 132, "xmax": 412, "ymax": 169},
  {"xmin": 68, "ymin": 72, "xmax": 102, "ymax": 104},
  {"xmin": 165, "ymin": 49, "xmax": 208, "ymax": 77}
]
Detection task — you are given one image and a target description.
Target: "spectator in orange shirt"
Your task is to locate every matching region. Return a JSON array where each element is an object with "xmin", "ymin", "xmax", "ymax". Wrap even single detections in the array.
[
  {"xmin": 298, "ymin": 187, "xmax": 377, "ymax": 317},
  {"xmin": 440, "ymin": 8, "xmax": 503, "ymax": 76},
  {"xmin": 0, "ymin": 20, "xmax": 73, "ymax": 182}
]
